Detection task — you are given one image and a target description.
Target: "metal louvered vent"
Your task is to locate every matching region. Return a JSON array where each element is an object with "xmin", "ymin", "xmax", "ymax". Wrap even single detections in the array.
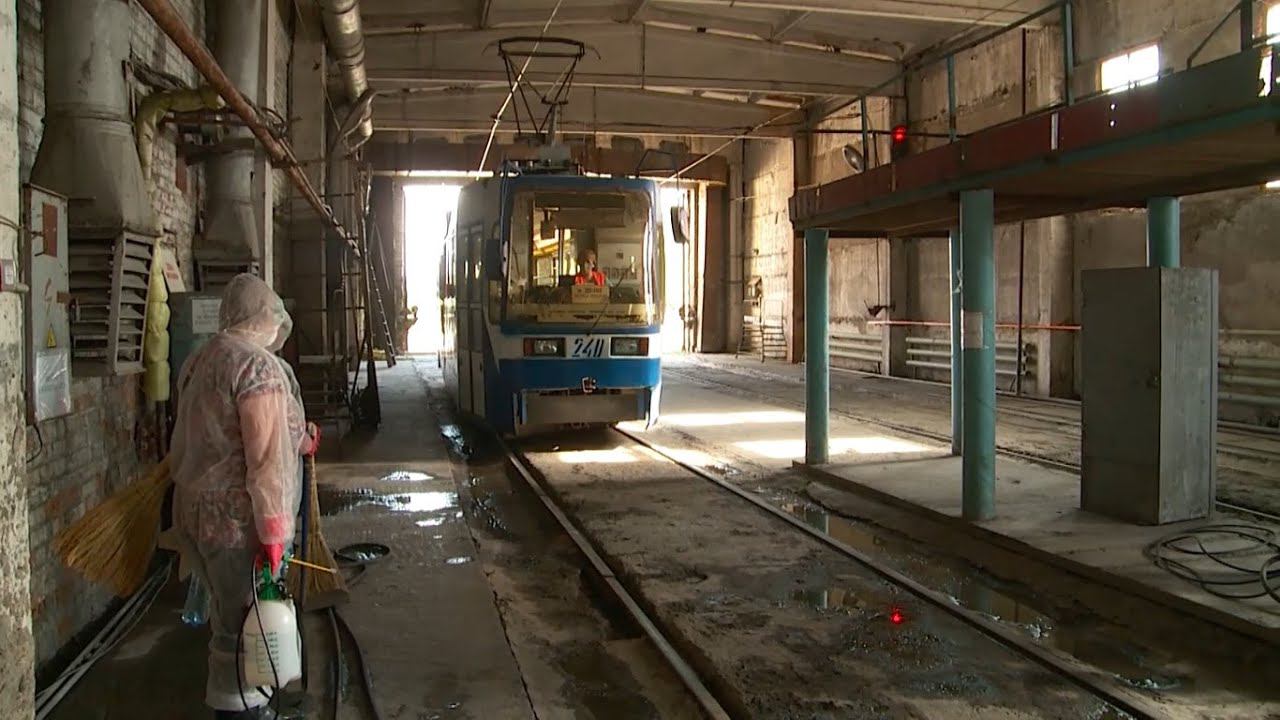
[
  {"xmin": 69, "ymin": 233, "xmax": 154, "ymax": 375},
  {"xmin": 197, "ymin": 259, "xmax": 260, "ymax": 296}
]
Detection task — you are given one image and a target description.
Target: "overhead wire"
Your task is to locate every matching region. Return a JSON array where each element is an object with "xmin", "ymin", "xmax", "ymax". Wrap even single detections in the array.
[{"xmin": 477, "ymin": 0, "xmax": 566, "ymax": 171}]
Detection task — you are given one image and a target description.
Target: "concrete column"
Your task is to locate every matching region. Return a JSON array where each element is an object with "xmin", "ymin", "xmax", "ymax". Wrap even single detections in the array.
[
  {"xmin": 883, "ymin": 238, "xmax": 909, "ymax": 377},
  {"xmin": 805, "ymin": 227, "xmax": 830, "ymax": 465},
  {"xmin": 960, "ymin": 190, "xmax": 996, "ymax": 521},
  {"xmin": 287, "ymin": 2, "xmax": 327, "ymax": 355},
  {"xmin": 949, "ymin": 228, "xmax": 963, "ymax": 455},
  {"xmin": 0, "ymin": 0, "xmax": 35, "ymax": 713},
  {"xmin": 1147, "ymin": 196, "xmax": 1180, "ymax": 268}
]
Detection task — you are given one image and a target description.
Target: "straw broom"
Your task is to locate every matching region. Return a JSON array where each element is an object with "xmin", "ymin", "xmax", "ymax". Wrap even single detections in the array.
[
  {"xmin": 288, "ymin": 454, "xmax": 348, "ymax": 610},
  {"xmin": 54, "ymin": 456, "xmax": 172, "ymax": 598}
]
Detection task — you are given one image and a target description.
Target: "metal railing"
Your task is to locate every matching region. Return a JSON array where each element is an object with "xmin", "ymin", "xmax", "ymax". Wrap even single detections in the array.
[
  {"xmin": 829, "ymin": 329, "xmax": 882, "ymax": 369},
  {"xmin": 904, "ymin": 336, "xmax": 1036, "ymax": 381},
  {"xmin": 1219, "ymin": 354, "xmax": 1280, "ymax": 409}
]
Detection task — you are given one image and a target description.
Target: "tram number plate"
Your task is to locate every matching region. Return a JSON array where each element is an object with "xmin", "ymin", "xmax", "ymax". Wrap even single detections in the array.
[{"xmin": 570, "ymin": 337, "xmax": 606, "ymax": 358}]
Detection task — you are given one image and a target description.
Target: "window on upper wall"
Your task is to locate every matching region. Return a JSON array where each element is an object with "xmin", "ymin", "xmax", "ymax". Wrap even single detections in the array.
[{"xmin": 1100, "ymin": 44, "xmax": 1160, "ymax": 93}]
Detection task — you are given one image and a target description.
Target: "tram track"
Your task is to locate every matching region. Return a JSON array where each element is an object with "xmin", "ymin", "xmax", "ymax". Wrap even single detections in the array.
[
  {"xmin": 607, "ymin": 426, "xmax": 1178, "ymax": 720},
  {"xmin": 496, "ymin": 426, "xmax": 1179, "ymax": 719},
  {"xmin": 667, "ymin": 364, "xmax": 1280, "ymax": 524}
]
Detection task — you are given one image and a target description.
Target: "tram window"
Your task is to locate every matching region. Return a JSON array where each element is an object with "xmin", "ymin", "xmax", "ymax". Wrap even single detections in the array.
[{"xmin": 505, "ymin": 189, "xmax": 655, "ymax": 324}]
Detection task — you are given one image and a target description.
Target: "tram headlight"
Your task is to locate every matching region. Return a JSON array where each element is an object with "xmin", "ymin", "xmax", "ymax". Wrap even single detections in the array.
[
  {"xmin": 523, "ymin": 338, "xmax": 564, "ymax": 357},
  {"xmin": 610, "ymin": 337, "xmax": 649, "ymax": 356}
]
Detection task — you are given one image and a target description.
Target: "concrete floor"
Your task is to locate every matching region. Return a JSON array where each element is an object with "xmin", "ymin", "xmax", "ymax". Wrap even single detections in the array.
[{"xmin": 38, "ymin": 354, "xmax": 1280, "ymax": 719}]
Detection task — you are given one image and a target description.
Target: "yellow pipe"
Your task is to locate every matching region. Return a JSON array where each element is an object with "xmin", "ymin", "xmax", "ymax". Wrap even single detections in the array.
[{"xmin": 135, "ymin": 85, "xmax": 224, "ymax": 181}]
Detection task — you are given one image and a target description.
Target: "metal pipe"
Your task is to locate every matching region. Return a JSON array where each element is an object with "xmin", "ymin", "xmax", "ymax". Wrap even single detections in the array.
[
  {"xmin": 907, "ymin": 359, "xmax": 1027, "ymax": 377},
  {"xmin": 1220, "ymin": 372, "xmax": 1280, "ymax": 389},
  {"xmin": 318, "ymin": 0, "xmax": 374, "ymax": 146},
  {"xmin": 1015, "ymin": 221, "xmax": 1026, "ymax": 395},
  {"xmin": 805, "ymin": 228, "xmax": 830, "ymax": 465},
  {"xmin": 136, "ymin": 0, "xmax": 356, "ymax": 250},
  {"xmin": 1220, "ymin": 356, "xmax": 1280, "ymax": 371},
  {"xmin": 205, "ymin": 0, "xmax": 264, "ymax": 263},
  {"xmin": 870, "ymin": 319, "xmax": 1082, "ymax": 331},
  {"xmin": 961, "ymin": 189, "xmax": 995, "ymax": 521},
  {"xmin": 1220, "ymin": 391, "xmax": 1280, "ymax": 408}
]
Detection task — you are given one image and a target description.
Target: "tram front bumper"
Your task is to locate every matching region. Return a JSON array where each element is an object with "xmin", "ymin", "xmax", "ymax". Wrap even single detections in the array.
[{"xmin": 518, "ymin": 388, "xmax": 649, "ymax": 427}]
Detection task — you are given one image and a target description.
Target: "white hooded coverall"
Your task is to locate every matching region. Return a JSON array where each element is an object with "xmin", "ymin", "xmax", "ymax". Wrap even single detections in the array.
[{"xmin": 170, "ymin": 274, "xmax": 307, "ymax": 711}]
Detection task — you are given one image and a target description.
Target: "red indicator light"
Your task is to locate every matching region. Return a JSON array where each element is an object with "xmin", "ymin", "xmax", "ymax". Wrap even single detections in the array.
[
  {"xmin": 891, "ymin": 125, "xmax": 908, "ymax": 144},
  {"xmin": 889, "ymin": 608, "xmax": 905, "ymax": 625}
]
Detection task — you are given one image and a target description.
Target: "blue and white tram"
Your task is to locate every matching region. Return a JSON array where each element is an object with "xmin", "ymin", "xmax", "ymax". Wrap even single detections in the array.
[{"xmin": 440, "ymin": 167, "xmax": 664, "ymax": 435}]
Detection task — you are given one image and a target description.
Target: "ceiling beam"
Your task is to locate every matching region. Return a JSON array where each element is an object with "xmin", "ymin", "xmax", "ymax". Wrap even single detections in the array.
[
  {"xmin": 372, "ymin": 86, "xmax": 802, "ymax": 138},
  {"xmin": 364, "ymin": 23, "xmax": 899, "ymax": 97},
  {"xmin": 648, "ymin": 0, "xmax": 1038, "ymax": 27}
]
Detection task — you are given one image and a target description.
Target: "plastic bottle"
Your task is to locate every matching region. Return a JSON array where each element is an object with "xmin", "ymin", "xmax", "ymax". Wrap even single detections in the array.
[
  {"xmin": 181, "ymin": 575, "xmax": 210, "ymax": 627},
  {"xmin": 240, "ymin": 565, "xmax": 302, "ymax": 687}
]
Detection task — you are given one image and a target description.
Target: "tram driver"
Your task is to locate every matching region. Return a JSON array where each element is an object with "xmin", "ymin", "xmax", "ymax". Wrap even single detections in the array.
[{"xmin": 575, "ymin": 248, "xmax": 606, "ymax": 287}]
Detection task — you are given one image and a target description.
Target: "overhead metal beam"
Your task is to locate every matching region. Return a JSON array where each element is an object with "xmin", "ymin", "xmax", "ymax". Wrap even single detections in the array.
[
  {"xmin": 364, "ymin": 23, "xmax": 896, "ymax": 96},
  {"xmin": 651, "ymin": 0, "xmax": 1036, "ymax": 27},
  {"xmin": 372, "ymin": 86, "xmax": 797, "ymax": 138}
]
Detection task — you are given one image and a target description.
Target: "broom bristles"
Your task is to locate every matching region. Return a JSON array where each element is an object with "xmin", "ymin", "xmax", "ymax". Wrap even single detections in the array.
[
  {"xmin": 288, "ymin": 455, "xmax": 348, "ymax": 609},
  {"xmin": 54, "ymin": 456, "xmax": 172, "ymax": 597}
]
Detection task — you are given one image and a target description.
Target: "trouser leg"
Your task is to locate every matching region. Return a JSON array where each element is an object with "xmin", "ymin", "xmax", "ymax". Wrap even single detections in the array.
[{"xmin": 187, "ymin": 540, "xmax": 269, "ymax": 711}]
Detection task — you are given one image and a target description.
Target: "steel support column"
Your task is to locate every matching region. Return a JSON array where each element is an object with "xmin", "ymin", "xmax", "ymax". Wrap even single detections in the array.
[
  {"xmin": 805, "ymin": 227, "xmax": 830, "ymax": 465},
  {"xmin": 960, "ymin": 190, "xmax": 995, "ymax": 520},
  {"xmin": 1147, "ymin": 196, "xmax": 1180, "ymax": 268},
  {"xmin": 949, "ymin": 228, "xmax": 963, "ymax": 455}
]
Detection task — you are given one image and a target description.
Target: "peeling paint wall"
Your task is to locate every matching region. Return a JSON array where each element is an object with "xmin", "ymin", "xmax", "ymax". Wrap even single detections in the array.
[{"xmin": 1, "ymin": 0, "xmax": 36, "ymax": 713}]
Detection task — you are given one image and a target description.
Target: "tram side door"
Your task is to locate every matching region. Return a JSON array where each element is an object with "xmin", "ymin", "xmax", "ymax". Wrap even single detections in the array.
[{"xmin": 458, "ymin": 224, "xmax": 486, "ymax": 418}]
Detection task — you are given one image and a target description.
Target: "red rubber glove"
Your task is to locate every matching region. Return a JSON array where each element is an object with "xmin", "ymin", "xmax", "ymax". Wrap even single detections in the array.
[
  {"xmin": 263, "ymin": 543, "xmax": 285, "ymax": 577},
  {"xmin": 302, "ymin": 422, "xmax": 321, "ymax": 457}
]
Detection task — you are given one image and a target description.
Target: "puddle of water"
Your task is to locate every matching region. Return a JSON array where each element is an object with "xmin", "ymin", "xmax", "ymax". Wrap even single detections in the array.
[
  {"xmin": 380, "ymin": 470, "xmax": 433, "ymax": 483},
  {"xmin": 445, "ymin": 556, "xmax": 472, "ymax": 565},
  {"xmin": 771, "ymin": 495, "xmax": 1201, "ymax": 695},
  {"xmin": 318, "ymin": 487, "xmax": 458, "ymax": 516},
  {"xmin": 416, "ymin": 518, "xmax": 445, "ymax": 527}
]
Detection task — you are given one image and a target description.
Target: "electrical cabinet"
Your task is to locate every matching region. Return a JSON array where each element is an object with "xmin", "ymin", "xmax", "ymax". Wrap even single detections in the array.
[
  {"xmin": 169, "ymin": 292, "xmax": 222, "ymax": 396},
  {"xmin": 1081, "ymin": 267, "xmax": 1217, "ymax": 525},
  {"xmin": 22, "ymin": 185, "xmax": 72, "ymax": 423}
]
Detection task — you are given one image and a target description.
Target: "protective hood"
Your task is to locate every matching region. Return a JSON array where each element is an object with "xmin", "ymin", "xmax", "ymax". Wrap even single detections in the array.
[{"xmin": 218, "ymin": 274, "xmax": 293, "ymax": 350}]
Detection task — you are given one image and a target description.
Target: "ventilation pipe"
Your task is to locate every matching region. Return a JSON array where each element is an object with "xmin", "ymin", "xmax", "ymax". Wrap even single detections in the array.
[
  {"xmin": 31, "ymin": 0, "xmax": 156, "ymax": 235},
  {"xmin": 200, "ymin": 0, "xmax": 264, "ymax": 283},
  {"xmin": 319, "ymin": 0, "xmax": 375, "ymax": 149}
]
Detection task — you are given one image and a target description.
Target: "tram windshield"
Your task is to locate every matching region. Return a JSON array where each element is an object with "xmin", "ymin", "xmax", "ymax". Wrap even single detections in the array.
[{"xmin": 504, "ymin": 188, "xmax": 659, "ymax": 326}]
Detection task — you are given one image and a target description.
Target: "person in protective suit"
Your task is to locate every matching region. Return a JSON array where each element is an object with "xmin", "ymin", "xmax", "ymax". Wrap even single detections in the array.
[{"xmin": 170, "ymin": 274, "xmax": 316, "ymax": 719}]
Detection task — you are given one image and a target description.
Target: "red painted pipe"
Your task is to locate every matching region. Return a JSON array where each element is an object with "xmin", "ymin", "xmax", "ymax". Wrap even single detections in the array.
[{"xmin": 135, "ymin": 0, "xmax": 356, "ymax": 251}]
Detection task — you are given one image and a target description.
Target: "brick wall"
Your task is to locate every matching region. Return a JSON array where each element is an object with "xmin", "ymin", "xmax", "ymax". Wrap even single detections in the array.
[{"xmin": 17, "ymin": 0, "xmax": 207, "ymax": 670}]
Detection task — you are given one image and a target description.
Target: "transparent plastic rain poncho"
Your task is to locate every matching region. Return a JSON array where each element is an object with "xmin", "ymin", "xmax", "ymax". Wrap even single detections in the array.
[{"xmin": 171, "ymin": 274, "xmax": 307, "ymax": 550}]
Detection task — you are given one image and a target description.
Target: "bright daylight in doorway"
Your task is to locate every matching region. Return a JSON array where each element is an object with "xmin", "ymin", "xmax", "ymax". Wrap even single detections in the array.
[{"xmin": 402, "ymin": 184, "xmax": 462, "ymax": 354}]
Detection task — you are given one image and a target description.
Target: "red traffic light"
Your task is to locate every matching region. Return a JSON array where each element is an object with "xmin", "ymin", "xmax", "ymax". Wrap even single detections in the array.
[{"xmin": 891, "ymin": 125, "xmax": 908, "ymax": 144}]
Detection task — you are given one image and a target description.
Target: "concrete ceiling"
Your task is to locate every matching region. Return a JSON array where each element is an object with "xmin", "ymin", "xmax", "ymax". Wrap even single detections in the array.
[{"xmin": 362, "ymin": 0, "xmax": 1047, "ymax": 139}]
